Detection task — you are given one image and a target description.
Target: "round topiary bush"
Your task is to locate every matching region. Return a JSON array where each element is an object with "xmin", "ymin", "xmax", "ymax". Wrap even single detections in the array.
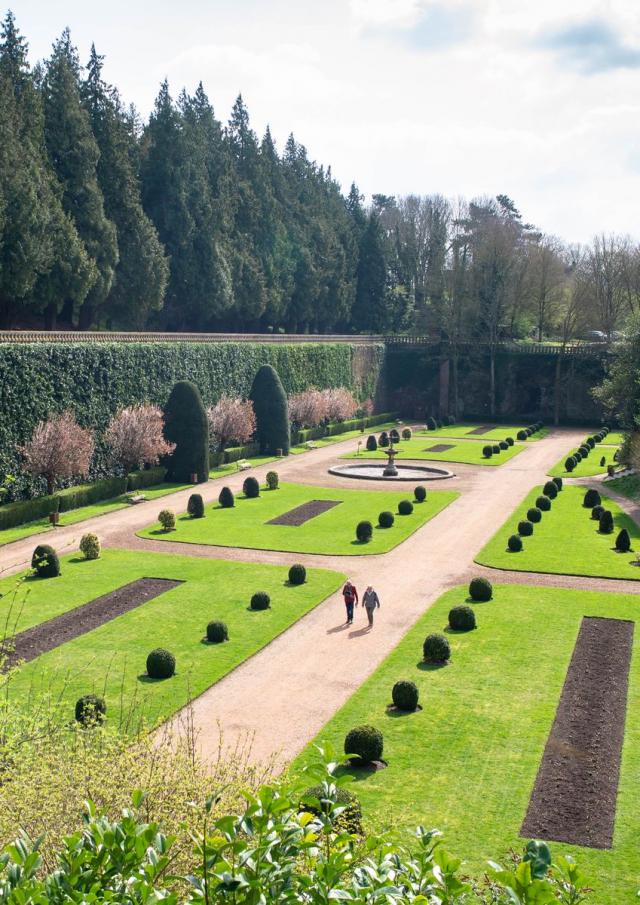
[
  {"xmin": 366, "ymin": 434, "xmax": 378, "ymax": 452},
  {"xmin": 527, "ymin": 507, "xmax": 542, "ymax": 523},
  {"xmin": 344, "ymin": 725, "xmax": 384, "ymax": 764},
  {"xmin": 536, "ymin": 495, "xmax": 551, "ymax": 511},
  {"xmin": 206, "ymin": 621, "xmax": 228, "ymax": 643},
  {"xmin": 402, "ymin": 428, "xmax": 412, "ymax": 440},
  {"xmin": 543, "ymin": 481, "xmax": 558, "ymax": 499},
  {"xmin": 378, "ymin": 510, "xmax": 395, "ymax": 528},
  {"xmin": 600, "ymin": 456, "xmax": 606, "ymax": 468},
  {"xmin": 616, "ymin": 528, "xmax": 631, "ymax": 552},
  {"xmin": 574, "ymin": 450, "xmax": 582, "ymax": 462},
  {"xmin": 266, "ymin": 471, "xmax": 279, "ymax": 490},
  {"xmin": 356, "ymin": 520, "xmax": 373, "ymax": 543},
  {"xmin": 187, "ymin": 493, "xmax": 205, "ymax": 518},
  {"xmin": 552, "ymin": 476, "xmax": 563, "ymax": 491},
  {"xmin": 146, "ymin": 648, "xmax": 176, "ymax": 679},
  {"xmin": 414, "ymin": 485, "xmax": 427, "ymax": 502},
  {"xmin": 379, "ymin": 431, "xmax": 389, "ymax": 447},
  {"xmin": 506, "ymin": 436, "xmax": 514, "ymax": 446},
  {"xmin": 517, "ymin": 430, "xmax": 527, "ymax": 441},
  {"xmin": 518, "ymin": 519, "xmax": 534, "ymax": 537},
  {"xmin": 499, "ymin": 440, "xmax": 508, "ymax": 451},
  {"xmin": 389, "ymin": 429, "xmax": 400, "ymax": 443},
  {"xmin": 302, "ymin": 785, "xmax": 363, "ymax": 835},
  {"xmin": 391, "ymin": 680, "xmax": 419, "ymax": 711},
  {"xmin": 249, "ymin": 364, "xmax": 290, "ymax": 455},
  {"xmin": 79, "ymin": 533, "xmax": 101, "ymax": 560},
  {"xmin": 599, "ymin": 510, "xmax": 614, "ymax": 534},
  {"xmin": 579, "ymin": 444, "xmax": 590, "ymax": 457},
  {"xmin": 243, "ymin": 476, "xmax": 260, "ymax": 498},
  {"xmin": 31, "ymin": 544, "xmax": 61, "ymax": 578},
  {"xmin": 423, "ymin": 632, "xmax": 450, "ymax": 663},
  {"xmin": 250, "ymin": 591, "xmax": 271, "ymax": 610},
  {"xmin": 508, "ymin": 534, "xmax": 523, "ymax": 552},
  {"xmin": 163, "ymin": 380, "xmax": 209, "ymax": 483},
  {"xmin": 591, "ymin": 504, "xmax": 604, "ymax": 521},
  {"xmin": 398, "ymin": 500, "xmax": 414, "ymax": 515},
  {"xmin": 565, "ymin": 456, "xmax": 576, "ymax": 473},
  {"xmin": 158, "ymin": 509, "xmax": 176, "ymax": 531},
  {"xmin": 75, "ymin": 694, "xmax": 106, "ymax": 726},
  {"xmin": 469, "ymin": 576, "xmax": 492, "ymax": 601},
  {"xmin": 492, "ymin": 444, "xmax": 501, "ymax": 454},
  {"xmin": 219, "ymin": 486, "xmax": 235, "ymax": 508},
  {"xmin": 483, "ymin": 445, "xmax": 493, "ymax": 458},
  {"xmin": 426, "ymin": 417, "xmax": 437, "ymax": 431},
  {"xmin": 448, "ymin": 604, "xmax": 476, "ymax": 631},
  {"xmin": 586, "ymin": 437, "xmax": 596, "ymax": 449},
  {"xmin": 583, "ymin": 488, "xmax": 601, "ymax": 509},
  {"xmin": 288, "ymin": 563, "xmax": 307, "ymax": 585}
]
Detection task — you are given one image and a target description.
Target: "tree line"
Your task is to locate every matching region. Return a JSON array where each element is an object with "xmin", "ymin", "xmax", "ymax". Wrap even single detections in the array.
[{"xmin": 1, "ymin": 12, "xmax": 638, "ymax": 337}]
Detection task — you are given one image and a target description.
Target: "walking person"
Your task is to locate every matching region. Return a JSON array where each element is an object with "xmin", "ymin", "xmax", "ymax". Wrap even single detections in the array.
[
  {"xmin": 362, "ymin": 585, "xmax": 380, "ymax": 628},
  {"xmin": 342, "ymin": 579, "xmax": 358, "ymax": 625}
]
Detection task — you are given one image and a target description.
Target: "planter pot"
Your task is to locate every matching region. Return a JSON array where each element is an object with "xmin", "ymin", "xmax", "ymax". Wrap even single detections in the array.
[
  {"xmin": 190, "ymin": 473, "xmax": 198, "ymax": 483},
  {"xmin": 49, "ymin": 511, "xmax": 59, "ymax": 525}
]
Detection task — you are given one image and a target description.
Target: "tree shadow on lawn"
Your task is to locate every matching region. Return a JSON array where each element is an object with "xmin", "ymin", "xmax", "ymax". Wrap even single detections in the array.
[
  {"xmin": 385, "ymin": 704, "xmax": 423, "ymax": 719},
  {"xmin": 137, "ymin": 673, "xmax": 178, "ymax": 684},
  {"xmin": 416, "ymin": 659, "xmax": 449, "ymax": 671}
]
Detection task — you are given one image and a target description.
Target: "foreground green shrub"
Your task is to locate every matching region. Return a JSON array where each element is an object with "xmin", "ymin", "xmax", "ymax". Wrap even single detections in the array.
[
  {"xmin": 378, "ymin": 510, "xmax": 394, "ymax": 528},
  {"xmin": 206, "ymin": 621, "xmax": 228, "ymax": 643},
  {"xmin": 616, "ymin": 528, "xmax": 631, "ymax": 552},
  {"xmin": 391, "ymin": 680, "xmax": 419, "ymax": 711},
  {"xmin": 146, "ymin": 648, "xmax": 175, "ymax": 679},
  {"xmin": 583, "ymin": 488, "xmax": 601, "ymax": 508},
  {"xmin": 599, "ymin": 510, "xmax": 614, "ymax": 534},
  {"xmin": 543, "ymin": 481, "xmax": 557, "ymax": 499},
  {"xmin": 243, "ymin": 476, "xmax": 260, "ymax": 498},
  {"xmin": 79, "ymin": 533, "xmax": 101, "ymax": 560},
  {"xmin": 536, "ymin": 495, "xmax": 551, "ymax": 511},
  {"xmin": 508, "ymin": 534, "xmax": 523, "ymax": 552},
  {"xmin": 366, "ymin": 434, "xmax": 378, "ymax": 451},
  {"xmin": 518, "ymin": 519, "xmax": 534, "ymax": 537},
  {"xmin": 75, "ymin": 694, "xmax": 106, "ymax": 726},
  {"xmin": 250, "ymin": 591, "xmax": 271, "ymax": 611},
  {"xmin": 163, "ymin": 380, "xmax": 209, "ymax": 483},
  {"xmin": 288, "ymin": 563, "xmax": 307, "ymax": 585},
  {"xmin": 187, "ymin": 493, "xmax": 205, "ymax": 518},
  {"xmin": 423, "ymin": 632, "xmax": 450, "ymax": 663},
  {"xmin": 469, "ymin": 576, "xmax": 492, "ymax": 601},
  {"xmin": 448, "ymin": 604, "xmax": 476, "ymax": 631},
  {"xmin": 31, "ymin": 544, "xmax": 60, "ymax": 578},
  {"xmin": 302, "ymin": 784, "xmax": 363, "ymax": 835},
  {"xmin": 398, "ymin": 499, "xmax": 413, "ymax": 515},
  {"xmin": 414, "ymin": 485, "xmax": 427, "ymax": 502},
  {"xmin": 158, "ymin": 509, "xmax": 176, "ymax": 531},
  {"xmin": 250, "ymin": 365, "xmax": 290, "ymax": 455},
  {"xmin": 127, "ymin": 466, "xmax": 167, "ymax": 491},
  {"xmin": 527, "ymin": 507, "xmax": 542, "ymax": 523},
  {"xmin": 356, "ymin": 520, "xmax": 373, "ymax": 543},
  {"xmin": 266, "ymin": 471, "xmax": 279, "ymax": 490},
  {"xmin": 219, "ymin": 486, "xmax": 234, "ymax": 508},
  {"xmin": 344, "ymin": 725, "xmax": 384, "ymax": 763}
]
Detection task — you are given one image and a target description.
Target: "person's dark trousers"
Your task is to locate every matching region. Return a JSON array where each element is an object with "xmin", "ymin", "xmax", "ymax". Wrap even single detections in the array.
[
  {"xmin": 345, "ymin": 601, "xmax": 354, "ymax": 623},
  {"xmin": 365, "ymin": 607, "xmax": 374, "ymax": 626}
]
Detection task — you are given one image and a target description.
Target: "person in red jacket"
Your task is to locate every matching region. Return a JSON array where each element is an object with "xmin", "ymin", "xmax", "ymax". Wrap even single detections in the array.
[{"xmin": 342, "ymin": 579, "xmax": 358, "ymax": 624}]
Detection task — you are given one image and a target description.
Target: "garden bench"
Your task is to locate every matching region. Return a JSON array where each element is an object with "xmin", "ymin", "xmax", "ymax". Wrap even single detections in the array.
[
  {"xmin": 236, "ymin": 459, "xmax": 252, "ymax": 471},
  {"xmin": 306, "ymin": 441, "xmax": 318, "ymax": 449},
  {"xmin": 128, "ymin": 493, "xmax": 147, "ymax": 504}
]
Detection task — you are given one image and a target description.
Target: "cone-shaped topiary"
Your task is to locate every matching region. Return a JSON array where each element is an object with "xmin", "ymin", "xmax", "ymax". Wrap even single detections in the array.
[
  {"xmin": 391, "ymin": 680, "xmax": 419, "ymax": 711},
  {"xmin": 518, "ymin": 520, "xmax": 534, "ymax": 537},
  {"xmin": 206, "ymin": 621, "xmax": 228, "ymax": 643},
  {"xmin": 378, "ymin": 510, "xmax": 394, "ymax": 528},
  {"xmin": 599, "ymin": 510, "xmax": 614, "ymax": 534},
  {"xmin": 31, "ymin": 544, "xmax": 60, "ymax": 578},
  {"xmin": 398, "ymin": 500, "xmax": 413, "ymax": 515},
  {"xmin": 616, "ymin": 528, "xmax": 631, "ymax": 552},
  {"xmin": 508, "ymin": 534, "xmax": 523, "ymax": 552},
  {"xmin": 543, "ymin": 481, "xmax": 557, "ymax": 499},
  {"xmin": 536, "ymin": 495, "xmax": 551, "ymax": 511},
  {"xmin": 356, "ymin": 520, "xmax": 373, "ymax": 542},
  {"xmin": 469, "ymin": 576, "xmax": 492, "ymax": 601},
  {"xmin": 243, "ymin": 476, "xmax": 260, "ymax": 498},
  {"xmin": 250, "ymin": 591, "xmax": 271, "ymax": 610},
  {"xmin": 288, "ymin": 563, "xmax": 307, "ymax": 585},
  {"xmin": 219, "ymin": 486, "xmax": 235, "ymax": 508},
  {"xmin": 344, "ymin": 725, "xmax": 384, "ymax": 764},
  {"xmin": 266, "ymin": 471, "xmax": 279, "ymax": 490},
  {"xmin": 187, "ymin": 493, "xmax": 205, "ymax": 518},
  {"xmin": 448, "ymin": 605, "xmax": 476, "ymax": 631},
  {"xmin": 79, "ymin": 533, "xmax": 101, "ymax": 560},
  {"xmin": 75, "ymin": 694, "xmax": 106, "ymax": 726},
  {"xmin": 249, "ymin": 365, "xmax": 290, "ymax": 455},
  {"xmin": 423, "ymin": 633, "xmax": 450, "ymax": 663},
  {"xmin": 366, "ymin": 434, "xmax": 378, "ymax": 452},
  {"xmin": 146, "ymin": 648, "xmax": 175, "ymax": 679},
  {"xmin": 583, "ymin": 488, "xmax": 601, "ymax": 508},
  {"xmin": 552, "ymin": 477, "xmax": 563, "ymax": 491},
  {"xmin": 163, "ymin": 381, "xmax": 209, "ymax": 483},
  {"xmin": 527, "ymin": 507, "xmax": 542, "ymax": 523},
  {"xmin": 600, "ymin": 456, "xmax": 606, "ymax": 468},
  {"xmin": 379, "ymin": 431, "xmax": 389, "ymax": 447}
]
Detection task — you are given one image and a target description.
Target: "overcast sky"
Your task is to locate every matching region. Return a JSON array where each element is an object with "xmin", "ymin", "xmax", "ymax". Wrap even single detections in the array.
[{"xmin": 12, "ymin": 0, "xmax": 640, "ymax": 243}]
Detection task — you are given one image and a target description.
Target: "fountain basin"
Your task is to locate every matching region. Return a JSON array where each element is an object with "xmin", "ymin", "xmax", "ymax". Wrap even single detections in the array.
[{"xmin": 328, "ymin": 463, "xmax": 455, "ymax": 482}]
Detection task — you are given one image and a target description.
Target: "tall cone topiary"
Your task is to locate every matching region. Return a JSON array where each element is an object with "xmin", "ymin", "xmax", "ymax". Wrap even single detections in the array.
[
  {"xmin": 249, "ymin": 365, "xmax": 290, "ymax": 455},
  {"xmin": 163, "ymin": 381, "xmax": 209, "ymax": 483}
]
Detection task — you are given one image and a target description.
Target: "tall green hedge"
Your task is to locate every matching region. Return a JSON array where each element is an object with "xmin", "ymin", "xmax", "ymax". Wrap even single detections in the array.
[{"xmin": 0, "ymin": 341, "xmax": 385, "ymax": 498}]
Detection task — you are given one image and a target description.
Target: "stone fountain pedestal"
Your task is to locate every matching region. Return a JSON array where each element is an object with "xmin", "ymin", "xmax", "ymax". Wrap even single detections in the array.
[{"xmin": 383, "ymin": 443, "xmax": 399, "ymax": 477}]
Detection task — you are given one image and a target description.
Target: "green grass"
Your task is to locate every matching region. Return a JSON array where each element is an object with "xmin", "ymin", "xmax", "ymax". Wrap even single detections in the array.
[
  {"xmin": 289, "ymin": 423, "xmax": 399, "ymax": 455},
  {"xmin": 602, "ymin": 430, "xmax": 626, "ymax": 446},
  {"xmin": 342, "ymin": 438, "xmax": 524, "ymax": 467},
  {"xmin": 548, "ymin": 446, "xmax": 619, "ymax": 478},
  {"xmin": 2, "ymin": 549, "xmax": 344, "ymax": 728},
  {"xmin": 476, "ymin": 484, "xmax": 640, "ymax": 579},
  {"xmin": 210, "ymin": 455, "xmax": 279, "ymax": 475},
  {"xmin": 139, "ymin": 481, "xmax": 458, "ymax": 556},
  {"xmin": 414, "ymin": 423, "xmax": 549, "ymax": 441},
  {"xmin": 292, "ymin": 583, "xmax": 640, "ymax": 904},
  {"xmin": 608, "ymin": 474, "xmax": 640, "ymax": 503}
]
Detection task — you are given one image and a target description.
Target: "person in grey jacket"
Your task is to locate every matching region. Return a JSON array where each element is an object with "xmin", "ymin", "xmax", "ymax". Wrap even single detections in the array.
[{"xmin": 362, "ymin": 585, "xmax": 380, "ymax": 627}]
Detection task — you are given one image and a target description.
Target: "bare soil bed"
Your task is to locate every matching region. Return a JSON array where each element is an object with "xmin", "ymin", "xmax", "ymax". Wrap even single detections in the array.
[
  {"xmin": 423, "ymin": 444, "xmax": 455, "ymax": 453},
  {"xmin": 267, "ymin": 499, "xmax": 342, "ymax": 526}
]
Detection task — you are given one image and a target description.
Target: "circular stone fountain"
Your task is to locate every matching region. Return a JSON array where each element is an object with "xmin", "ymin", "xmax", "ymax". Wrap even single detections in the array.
[{"xmin": 329, "ymin": 441, "xmax": 455, "ymax": 482}]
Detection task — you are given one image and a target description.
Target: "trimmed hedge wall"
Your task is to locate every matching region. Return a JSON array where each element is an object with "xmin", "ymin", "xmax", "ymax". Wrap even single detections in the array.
[{"xmin": 0, "ymin": 341, "xmax": 386, "ymax": 498}]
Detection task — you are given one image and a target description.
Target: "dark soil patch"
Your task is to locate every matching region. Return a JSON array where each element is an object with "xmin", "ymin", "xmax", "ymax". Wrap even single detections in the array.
[
  {"xmin": 466, "ymin": 424, "xmax": 494, "ymax": 435},
  {"xmin": 424, "ymin": 444, "xmax": 455, "ymax": 453},
  {"xmin": 268, "ymin": 499, "xmax": 342, "ymax": 526},
  {"xmin": 520, "ymin": 616, "xmax": 634, "ymax": 849},
  {"xmin": 1, "ymin": 578, "xmax": 183, "ymax": 670}
]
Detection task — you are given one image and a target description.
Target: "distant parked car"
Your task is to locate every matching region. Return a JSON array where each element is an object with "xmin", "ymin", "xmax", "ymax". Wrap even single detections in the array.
[{"xmin": 582, "ymin": 330, "xmax": 607, "ymax": 343}]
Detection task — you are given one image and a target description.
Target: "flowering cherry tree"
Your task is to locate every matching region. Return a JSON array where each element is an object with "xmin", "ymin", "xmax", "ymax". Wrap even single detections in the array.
[
  {"xmin": 105, "ymin": 404, "xmax": 175, "ymax": 473},
  {"xmin": 207, "ymin": 397, "xmax": 256, "ymax": 451},
  {"xmin": 19, "ymin": 411, "xmax": 95, "ymax": 495},
  {"xmin": 321, "ymin": 387, "xmax": 358, "ymax": 422},
  {"xmin": 288, "ymin": 388, "xmax": 328, "ymax": 428}
]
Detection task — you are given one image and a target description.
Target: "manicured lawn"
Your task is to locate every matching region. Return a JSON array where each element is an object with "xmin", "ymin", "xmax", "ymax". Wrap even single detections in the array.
[
  {"xmin": 139, "ymin": 481, "xmax": 458, "ymax": 556},
  {"xmin": 293, "ymin": 584, "xmax": 640, "ymax": 905},
  {"xmin": 608, "ymin": 474, "xmax": 640, "ymax": 503},
  {"xmin": 290, "ymin": 423, "xmax": 399, "ymax": 455},
  {"xmin": 2, "ymin": 549, "xmax": 344, "ymax": 728},
  {"xmin": 548, "ymin": 445, "xmax": 619, "ymax": 478},
  {"xmin": 602, "ymin": 430, "xmax": 626, "ymax": 446},
  {"xmin": 210, "ymin": 454, "xmax": 279, "ymax": 475},
  {"xmin": 476, "ymin": 484, "xmax": 640, "ymax": 579},
  {"xmin": 342, "ymin": 437, "xmax": 524, "ymax": 467},
  {"xmin": 414, "ymin": 423, "xmax": 549, "ymax": 442}
]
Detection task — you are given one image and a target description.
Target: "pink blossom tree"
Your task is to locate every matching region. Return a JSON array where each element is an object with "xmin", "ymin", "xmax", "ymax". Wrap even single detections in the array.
[
  {"xmin": 207, "ymin": 397, "xmax": 256, "ymax": 451},
  {"xmin": 105, "ymin": 404, "xmax": 175, "ymax": 474},
  {"xmin": 288, "ymin": 388, "xmax": 328, "ymax": 428},
  {"xmin": 321, "ymin": 387, "xmax": 358, "ymax": 422},
  {"xmin": 19, "ymin": 411, "xmax": 95, "ymax": 495}
]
